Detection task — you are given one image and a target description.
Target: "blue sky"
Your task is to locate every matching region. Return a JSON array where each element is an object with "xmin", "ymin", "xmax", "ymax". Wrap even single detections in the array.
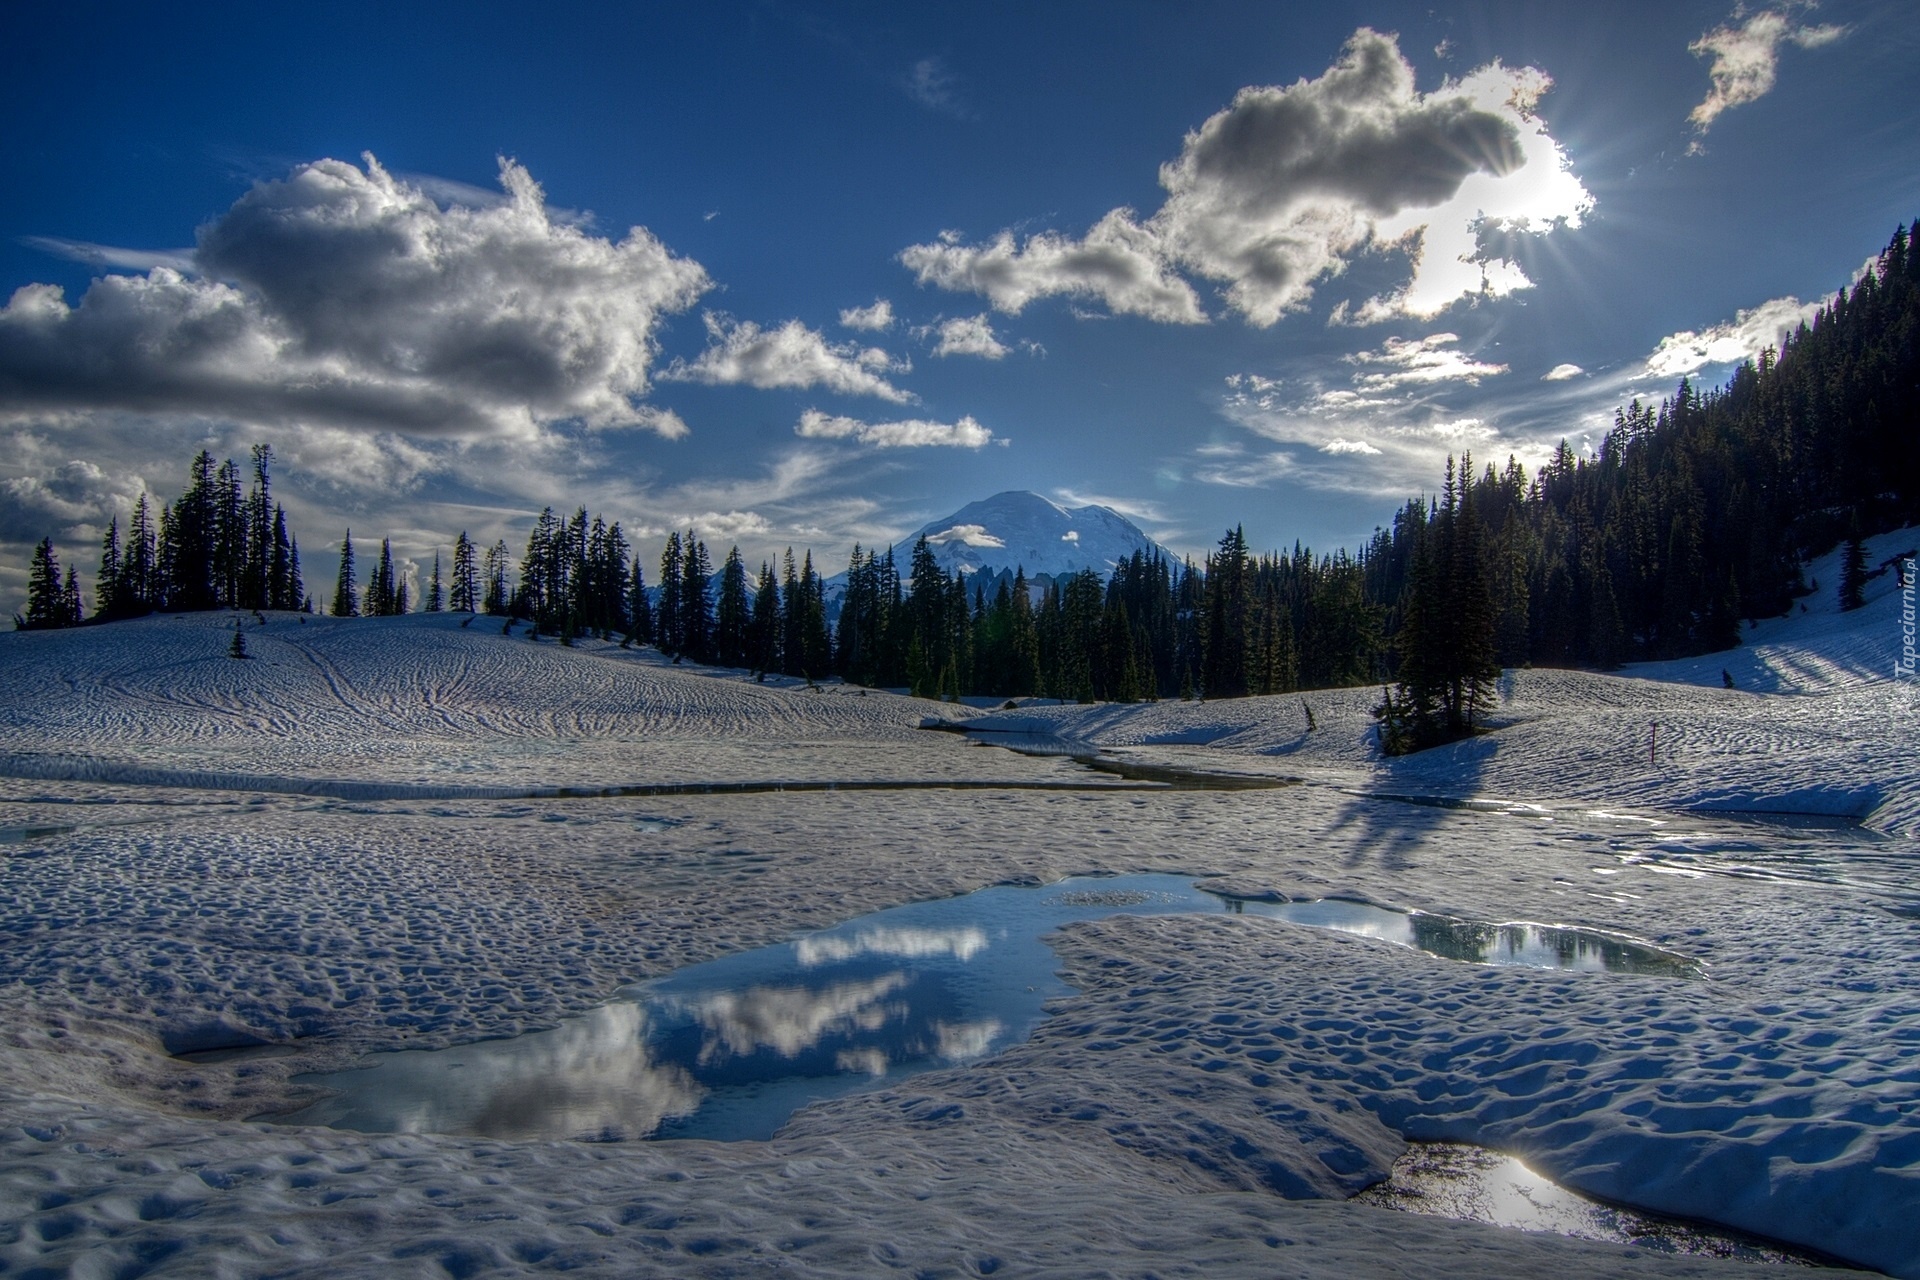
[{"xmin": 2, "ymin": 0, "xmax": 1916, "ymax": 611}]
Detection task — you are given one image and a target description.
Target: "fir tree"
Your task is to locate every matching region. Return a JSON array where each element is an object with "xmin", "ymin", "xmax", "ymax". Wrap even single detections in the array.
[
  {"xmin": 1839, "ymin": 530, "xmax": 1869, "ymax": 612},
  {"xmin": 426, "ymin": 551, "xmax": 445, "ymax": 612},
  {"xmin": 749, "ymin": 561, "xmax": 781, "ymax": 675},
  {"xmin": 95, "ymin": 516, "xmax": 123, "ymax": 621},
  {"xmin": 483, "ymin": 540, "xmax": 510, "ymax": 615},
  {"xmin": 332, "ymin": 531, "xmax": 358, "ymax": 617},
  {"xmin": 713, "ymin": 546, "xmax": 751, "ymax": 667},
  {"xmin": 679, "ymin": 533, "xmax": 712, "ymax": 662},
  {"xmin": 657, "ymin": 532, "xmax": 684, "ymax": 656},
  {"xmin": 18, "ymin": 539, "xmax": 67, "ymax": 629},
  {"xmin": 451, "ymin": 532, "xmax": 478, "ymax": 613}
]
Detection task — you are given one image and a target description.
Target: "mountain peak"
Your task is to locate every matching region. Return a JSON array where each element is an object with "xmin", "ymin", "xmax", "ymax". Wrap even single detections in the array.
[{"xmin": 904, "ymin": 491, "xmax": 1171, "ymax": 580}]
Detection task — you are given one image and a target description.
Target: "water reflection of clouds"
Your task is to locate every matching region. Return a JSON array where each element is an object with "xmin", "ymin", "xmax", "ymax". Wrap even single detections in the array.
[
  {"xmin": 307, "ymin": 1001, "xmax": 705, "ymax": 1142},
  {"xmin": 681, "ymin": 972, "xmax": 912, "ymax": 1062},
  {"xmin": 932, "ymin": 1019, "xmax": 1003, "ymax": 1061},
  {"xmin": 795, "ymin": 925, "xmax": 989, "ymax": 967}
]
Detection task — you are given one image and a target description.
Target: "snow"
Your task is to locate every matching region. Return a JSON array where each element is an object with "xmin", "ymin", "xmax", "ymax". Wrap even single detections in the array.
[
  {"xmin": 897, "ymin": 489, "xmax": 1174, "ymax": 579},
  {"xmin": 0, "ymin": 589, "xmax": 1915, "ymax": 1277}
]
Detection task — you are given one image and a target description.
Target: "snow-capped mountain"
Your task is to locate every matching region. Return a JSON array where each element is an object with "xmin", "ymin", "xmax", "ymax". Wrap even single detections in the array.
[{"xmin": 897, "ymin": 491, "xmax": 1174, "ymax": 580}]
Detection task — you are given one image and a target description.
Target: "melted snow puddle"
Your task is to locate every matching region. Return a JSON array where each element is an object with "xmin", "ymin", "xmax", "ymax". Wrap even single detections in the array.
[
  {"xmin": 1356, "ymin": 1143, "xmax": 1826, "ymax": 1266},
  {"xmin": 264, "ymin": 875, "xmax": 1697, "ymax": 1144}
]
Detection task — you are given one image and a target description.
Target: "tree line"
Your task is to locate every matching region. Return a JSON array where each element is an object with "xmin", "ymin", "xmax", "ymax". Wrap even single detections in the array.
[{"xmin": 16, "ymin": 444, "xmax": 307, "ymax": 628}]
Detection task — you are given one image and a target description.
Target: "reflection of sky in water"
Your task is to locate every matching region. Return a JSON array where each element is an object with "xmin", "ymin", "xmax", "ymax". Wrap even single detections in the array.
[{"xmin": 273, "ymin": 875, "xmax": 1697, "ymax": 1143}]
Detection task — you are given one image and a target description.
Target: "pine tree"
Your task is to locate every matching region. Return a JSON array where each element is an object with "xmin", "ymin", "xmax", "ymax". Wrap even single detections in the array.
[
  {"xmin": 18, "ymin": 539, "xmax": 66, "ymax": 629},
  {"xmin": 287, "ymin": 536, "xmax": 304, "ymax": 612},
  {"xmin": 368, "ymin": 539, "xmax": 397, "ymax": 616},
  {"xmin": 679, "ymin": 533, "xmax": 712, "ymax": 662},
  {"xmin": 332, "ymin": 531, "xmax": 358, "ymax": 617},
  {"xmin": 713, "ymin": 546, "xmax": 751, "ymax": 667},
  {"xmin": 96, "ymin": 517, "xmax": 123, "ymax": 621},
  {"xmin": 451, "ymin": 532, "xmax": 478, "ymax": 613},
  {"xmin": 61, "ymin": 567, "xmax": 82, "ymax": 626},
  {"xmin": 229, "ymin": 617, "xmax": 249, "ymax": 659},
  {"xmin": 749, "ymin": 561, "xmax": 781, "ymax": 675},
  {"xmin": 122, "ymin": 493, "xmax": 156, "ymax": 615},
  {"xmin": 483, "ymin": 540, "xmax": 510, "ymax": 615},
  {"xmin": 426, "ymin": 551, "xmax": 445, "ymax": 612},
  {"xmin": 269, "ymin": 506, "xmax": 294, "ymax": 609},
  {"xmin": 657, "ymin": 532, "xmax": 684, "ymax": 656},
  {"xmin": 1839, "ymin": 529, "xmax": 1869, "ymax": 611}
]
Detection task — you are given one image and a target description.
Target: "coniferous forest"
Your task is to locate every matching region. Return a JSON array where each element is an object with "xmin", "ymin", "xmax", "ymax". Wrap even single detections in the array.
[{"xmin": 14, "ymin": 223, "xmax": 1917, "ymax": 744}]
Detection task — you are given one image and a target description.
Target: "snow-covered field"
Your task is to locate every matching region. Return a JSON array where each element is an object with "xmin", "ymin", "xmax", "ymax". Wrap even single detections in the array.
[{"xmin": 1, "ymin": 532, "xmax": 1915, "ymax": 1277}]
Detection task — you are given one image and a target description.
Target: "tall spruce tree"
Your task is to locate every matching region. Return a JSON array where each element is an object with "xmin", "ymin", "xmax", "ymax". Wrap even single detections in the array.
[
  {"xmin": 657, "ymin": 532, "xmax": 684, "ymax": 656},
  {"xmin": 713, "ymin": 547, "xmax": 751, "ymax": 667},
  {"xmin": 18, "ymin": 539, "xmax": 68, "ymax": 629},
  {"xmin": 332, "ymin": 531, "xmax": 358, "ymax": 617},
  {"xmin": 451, "ymin": 532, "xmax": 478, "ymax": 613},
  {"xmin": 679, "ymin": 533, "xmax": 712, "ymax": 662}
]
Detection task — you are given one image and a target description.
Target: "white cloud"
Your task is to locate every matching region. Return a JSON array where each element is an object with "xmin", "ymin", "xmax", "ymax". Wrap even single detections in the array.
[
  {"xmin": 1644, "ymin": 294, "xmax": 1821, "ymax": 378},
  {"xmin": 666, "ymin": 315, "xmax": 912, "ymax": 403},
  {"xmin": 926, "ymin": 314, "xmax": 1009, "ymax": 359},
  {"xmin": 1345, "ymin": 333, "xmax": 1508, "ymax": 389},
  {"xmin": 0, "ymin": 156, "xmax": 708, "ymax": 442},
  {"xmin": 1688, "ymin": 6, "xmax": 1847, "ymax": 139},
  {"xmin": 901, "ymin": 29, "xmax": 1591, "ymax": 327},
  {"xmin": 674, "ymin": 509, "xmax": 773, "ymax": 544},
  {"xmin": 839, "ymin": 299, "xmax": 895, "ymax": 332},
  {"xmin": 925, "ymin": 523, "xmax": 1005, "ymax": 548},
  {"xmin": 1321, "ymin": 438, "xmax": 1382, "ymax": 455},
  {"xmin": 613, "ymin": 405, "xmax": 689, "ymax": 439},
  {"xmin": 1542, "ymin": 362, "xmax": 1584, "ymax": 381},
  {"xmin": 0, "ymin": 456, "xmax": 148, "ymax": 543},
  {"xmin": 901, "ymin": 211, "xmax": 1205, "ymax": 324},
  {"xmin": 794, "ymin": 408, "xmax": 993, "ymax": 449}
]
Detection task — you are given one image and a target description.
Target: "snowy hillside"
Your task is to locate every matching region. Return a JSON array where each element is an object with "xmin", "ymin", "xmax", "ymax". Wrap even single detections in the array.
[
  {"xmin": 0, "ymin": 611, "xmax": 1004, "ymax": 794},
  {"xmin": 897, "ymin": 490, "xmax": 1175, "ymax": 579}
]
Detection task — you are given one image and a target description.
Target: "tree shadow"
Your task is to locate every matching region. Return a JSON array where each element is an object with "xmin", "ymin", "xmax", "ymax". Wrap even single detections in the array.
[{"xmin": 1323, "ymin": 731, "xmax": 1497, "ymax": 872}]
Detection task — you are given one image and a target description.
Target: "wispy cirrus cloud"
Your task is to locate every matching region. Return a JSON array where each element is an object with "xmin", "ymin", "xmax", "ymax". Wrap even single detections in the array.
[
  {"xmin": 1345, "ymin": 333, "xmax": 1509, "ymax": 390},
  {"xmin": 1688, "ymin": 4, "xmax": 1847, "ymax": 145},
  {"xmin": 901, "ymin": 28, "xmax": 1591, "ymax": 328},
  {"xmin": 1210, "ymin": 331, "xmax": 1530, "ymax": 494},
  {"xmin": 904, "ymin": 57, "xmax": 969, "ymax": 118}
]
